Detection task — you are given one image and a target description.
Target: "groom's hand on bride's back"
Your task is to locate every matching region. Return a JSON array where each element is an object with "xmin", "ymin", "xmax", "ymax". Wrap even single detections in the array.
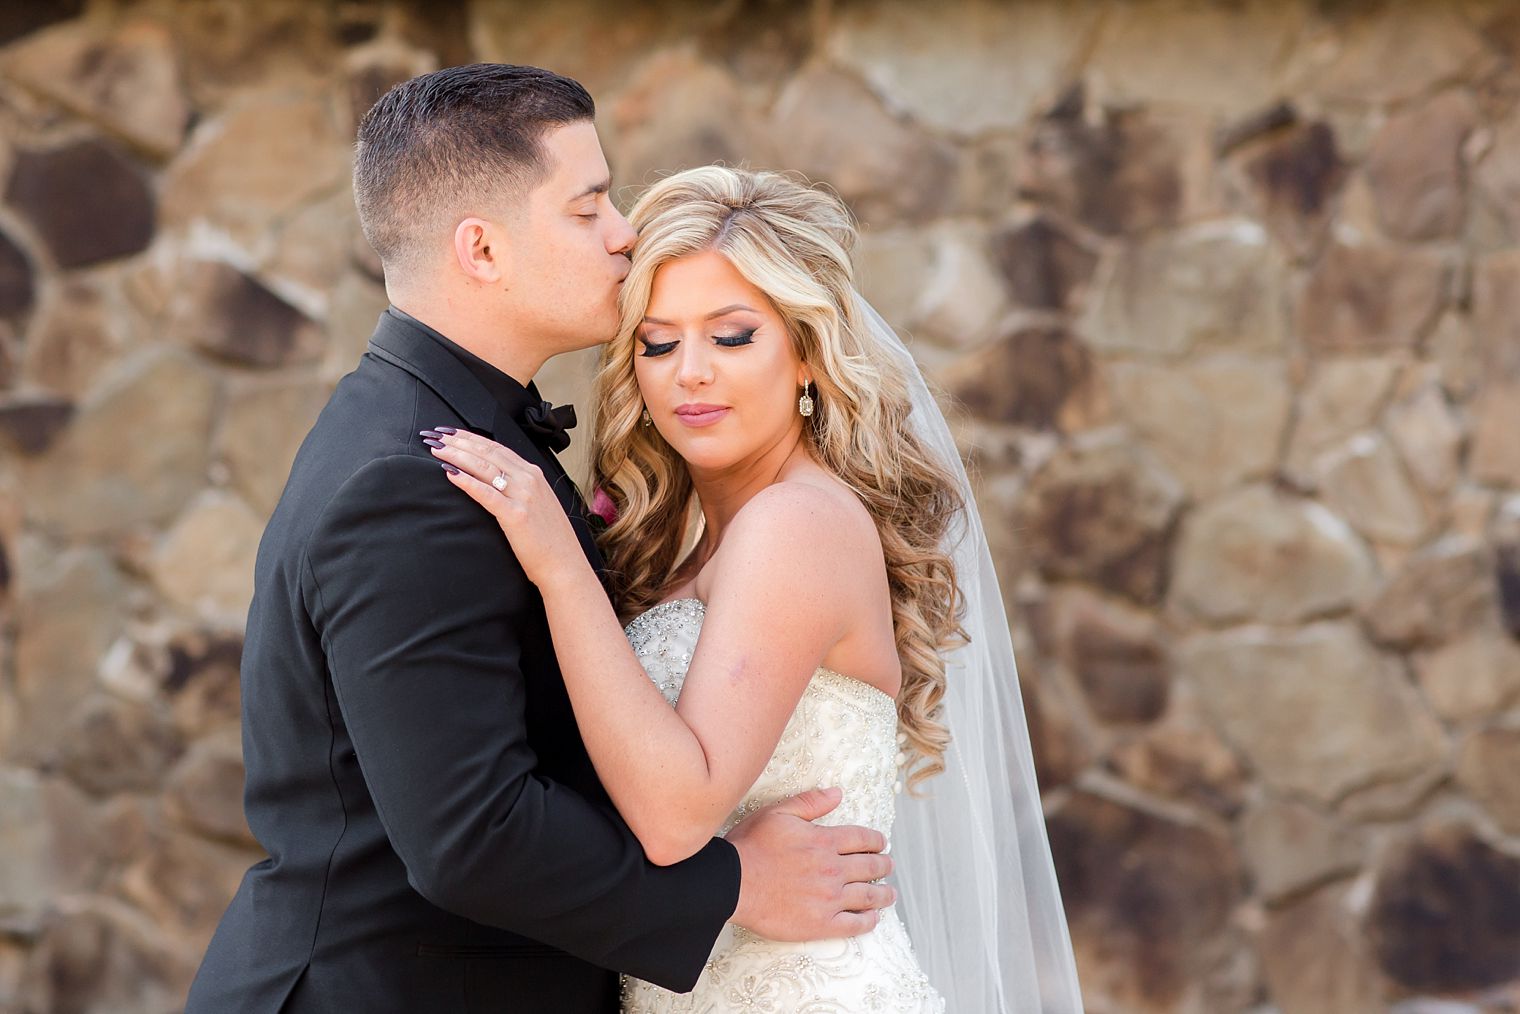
[{"xmin": 725, "ymin": 786, "xmax": 895, "ymax": 940}]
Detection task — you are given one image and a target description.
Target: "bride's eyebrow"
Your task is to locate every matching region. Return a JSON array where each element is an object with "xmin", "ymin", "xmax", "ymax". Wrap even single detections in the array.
[{"xmin": 641, "ymin": 305, "xmax": 758, "ymax": 325}]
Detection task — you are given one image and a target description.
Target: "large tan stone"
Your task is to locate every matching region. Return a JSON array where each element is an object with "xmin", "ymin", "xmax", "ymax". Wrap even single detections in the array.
[
  {"xmin": 12, "ymin": 548, "xmax": 128, "ymax": 760},
  {"xmin": 1412, "ymin": 626, "xmax": 1520, "ymax": 724},
  {"xmin": 164, "ymin": 727, "xmax": 252, "ymax": 846},
  {"xmin": 1297, "ymin": 241, "xmax": 1450, "ymax": 355},
  {"xmin": 1457, "ymin": 726, "xmax": 1520, "ymax": 836},
  {"xmin": 1046, "ymin": 790, "xmax": 1243, "ymax": 1014},
  {"xmin": 1241, "ymin": 798, "xmax": 1363, "ymax": 903},
  {"xmin": 23, "ymin": 348, "xmax": 217, "ymax": 539},
  {"xmin": 50, "ymin": 694, "xmax": 182, "ymax": 798},
  {"xmin": 828, "ymin": 0, "xmax": 1094, "ymax": 135},
  {"xmin": 150, "ymin": 491, "xmax": 264, "ymax": 627},
  {"xmin": 1087, "ymin": 0, "xmax": 1301, "ymax": 116},
  {"xmin": 772, "ymin": 65, "xmax": 955, "ymax": 226},
  {"xmin": 911, "ymin": 226, "xmax": 1010, "ymax": 350},
  {"xmin": 855, "ymin": 227, "xmax": 935, "ymax": 332},
  {"xmin": 1171, "ymin": 486, "xmax": 1376, "ymax": 625},
  {"xmin": 1284, "ymin": 358, "xmax": 1401, "ymax": 486},
  {"xmin": 1471, "ymin": 381, "xmax": 1520, "ymax": 487},
  {"xmin": 1016, "ymin": 430, "xmax": 1184, "ymax": 604},
  {"xmin": 1363, "ymin": 537, "xmax": 1496, "ymax": 650},
  {"xmin": 1105, "ymin": 714, "xmax": 1248, "ymax": 818},
  {"xmin": 1385, "ymin": 382, "xmax": 1464, "ymax": 495},
  {"xmin": 1368, "ymin": 822, "xmax": 1520, "ymax": 993},
  {"xmin": 1365, "ymin": 90, "xmax": 1477, "ymax": 243},
  {"xmin": 605, "ymin": 51, "xmax": 775, "ymax": 196},
  {"xmin": 118, "ymin": 828, "xmax": 259, "ymax": 944},
  {"xmin": 1107, "ymin": 356, "xmax": 1290, "ymax": 498},
  {"xmin": 1082, "ymin": 220, "xmax": 1286, "ymax": 357},
  {"xmin": 219, "ymin": 377, "xmax": 332, "ymax": 516},
  {"xmin": 1180, "ymin": 623, "xmax": 1447, "ymax": 804},
  {"xmin": 1040, "ymin": 586, "xmax": 1168, "ymax": 725},
  {"xmin": 1314, "ymin": 433, "xmax": 1430, "ymax": 547},
  {"xmin": 1472, "ymin": 250, "xmax": 1520, "ymax": 381},
  {"xmin": 17, "ymin": 897, "xmax": 192, "ymax": 1014},
  {"xmin": 2, "ymin": 18, "xmax": 189, "ymax": 157},
  {"xmin": 0, "ymin": 769, "xmax": 99, "ymax": 934},
  {"xmin": 160, "ymin": 93, "xmax": 349, "ymax": 249},
  {"xmin": 1304, "ymin": 7, "xmax": 1488, "ymax": 105},
  {"xmin": 1258, "ymin": 884, "xmax": 1388, "ymax": 1014},
  {"xmin": 18, "ymin": 279, "xmax": 126, "ymax": 400},
  {"xmin": 1475, "ymin": 116, "xmax": 1520, "ymax": 246},
  {"xmin": 942, "ymin": 325, "xmax": 1096, "ymax": 430}
]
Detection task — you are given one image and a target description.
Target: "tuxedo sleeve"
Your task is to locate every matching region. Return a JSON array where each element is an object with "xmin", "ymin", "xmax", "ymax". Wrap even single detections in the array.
[{"xmin": 301, "ymin": 453, "xmax": 739, "ymax": 990}]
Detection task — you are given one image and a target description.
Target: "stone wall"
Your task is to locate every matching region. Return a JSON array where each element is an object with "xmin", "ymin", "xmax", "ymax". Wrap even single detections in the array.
[{"xmin": 0, "ymin": 1, "xmax": 1517, "ymax": 1011}]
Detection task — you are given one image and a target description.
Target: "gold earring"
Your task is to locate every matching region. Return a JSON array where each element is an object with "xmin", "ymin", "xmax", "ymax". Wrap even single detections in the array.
[
  {"xmin": 641, "ymin": 408, "xmax": 652, "ymax": 427},
  {"xmin": 798, "ymin": 382, "xmax": 815, "ymax": 418}
]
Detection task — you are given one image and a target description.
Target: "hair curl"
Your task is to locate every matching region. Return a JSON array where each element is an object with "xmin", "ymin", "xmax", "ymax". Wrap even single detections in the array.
[{"xmin": 589, "ymin": 166, "xmax": 966, "ymax": 791}]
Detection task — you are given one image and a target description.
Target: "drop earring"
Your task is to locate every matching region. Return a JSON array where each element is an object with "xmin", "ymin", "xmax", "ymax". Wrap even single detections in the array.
[{"xmin": 798, "ymin": 382, "xmax": 815, "ymax": 418}]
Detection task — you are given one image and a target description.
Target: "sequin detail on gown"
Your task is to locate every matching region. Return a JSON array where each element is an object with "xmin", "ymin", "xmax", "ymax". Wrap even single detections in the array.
[{"xmin": 619, "ymin": 598, "xmax": 944, "ymax": 1014}]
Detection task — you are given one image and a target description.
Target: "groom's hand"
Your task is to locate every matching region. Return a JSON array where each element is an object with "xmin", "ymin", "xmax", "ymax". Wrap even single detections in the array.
[{"xmin": 726, "ymin": 787, "xmax": 895, "ymax": 940}]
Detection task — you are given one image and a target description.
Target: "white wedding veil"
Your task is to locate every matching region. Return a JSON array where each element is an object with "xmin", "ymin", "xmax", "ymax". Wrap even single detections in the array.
[{"xmin": 857, "ymin": 295, "xmax": 1084, "ymax": 1013}]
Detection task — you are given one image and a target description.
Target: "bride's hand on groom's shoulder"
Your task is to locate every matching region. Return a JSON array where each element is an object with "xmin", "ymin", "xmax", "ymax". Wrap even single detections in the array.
[{"xmin": 424, "ymin": 428, "xmax": 582, "ymax": 590}]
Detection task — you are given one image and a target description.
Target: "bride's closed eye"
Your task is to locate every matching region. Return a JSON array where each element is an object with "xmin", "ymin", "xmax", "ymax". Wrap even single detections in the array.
[{"xmin": 638, "ymin": 328, "xmax": 758, "ymax": 358}]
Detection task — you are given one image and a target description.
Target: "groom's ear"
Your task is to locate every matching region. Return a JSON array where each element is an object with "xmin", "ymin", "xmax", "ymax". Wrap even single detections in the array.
[{"xmin": 452, "ymin": 217, "xmax": 507, "ymax": 286}]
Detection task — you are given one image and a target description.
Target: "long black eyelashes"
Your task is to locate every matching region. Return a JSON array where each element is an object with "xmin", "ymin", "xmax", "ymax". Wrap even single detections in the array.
[{"xmin": 638, "ymin": 327, "xmax": 757, "ymax": 358}]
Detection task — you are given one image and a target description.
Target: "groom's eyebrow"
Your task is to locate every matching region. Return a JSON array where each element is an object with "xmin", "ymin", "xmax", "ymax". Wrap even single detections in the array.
[{"xmin": 568, "ymin": 178, "xmax": 612, "ymax": 202}]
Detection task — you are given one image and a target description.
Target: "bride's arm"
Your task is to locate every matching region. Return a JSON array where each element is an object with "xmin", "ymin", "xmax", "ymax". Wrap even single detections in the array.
[{"xmin": 430, "ymin": 432, "xmax": 855, "ymax": 865}]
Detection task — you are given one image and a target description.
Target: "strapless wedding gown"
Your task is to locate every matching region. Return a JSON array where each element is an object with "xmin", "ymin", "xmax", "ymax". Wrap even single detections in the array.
[{"xmin": 619, "ymin": 598, "xmax": 944, "ymax": 1013}]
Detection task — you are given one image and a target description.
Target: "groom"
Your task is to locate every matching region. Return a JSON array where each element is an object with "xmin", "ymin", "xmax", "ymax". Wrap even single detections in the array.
[{"xmin": 186, "ymin": 64, "xmax": 895, "ymax": 1013}]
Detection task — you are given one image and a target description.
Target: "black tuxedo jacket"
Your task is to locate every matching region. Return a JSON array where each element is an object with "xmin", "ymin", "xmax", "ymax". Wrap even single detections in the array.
[{"xmin": 187, "ymin": 311, "xmax": 739, "ymax": 1013}]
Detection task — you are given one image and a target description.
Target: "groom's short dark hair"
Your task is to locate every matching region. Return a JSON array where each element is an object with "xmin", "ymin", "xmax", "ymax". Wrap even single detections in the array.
[{"xmin": 353, "ymin": 63, "xmax": 595, "ymax": 279}]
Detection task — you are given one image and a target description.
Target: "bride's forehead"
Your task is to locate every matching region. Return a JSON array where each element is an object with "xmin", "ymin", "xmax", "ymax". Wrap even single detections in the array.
[{"xmin": 645, "ymin": 252, "xmax": 774, "ymax": 317}]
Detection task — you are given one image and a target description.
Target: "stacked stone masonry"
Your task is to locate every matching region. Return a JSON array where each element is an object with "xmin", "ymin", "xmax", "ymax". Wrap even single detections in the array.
[{"xmin": 0, "ymin": 1, "xmax": 1518, "ymax": 1011}]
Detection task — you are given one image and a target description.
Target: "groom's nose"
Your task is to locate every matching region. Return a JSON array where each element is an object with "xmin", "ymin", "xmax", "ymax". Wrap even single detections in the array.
[{"xmin": 606, "ymin": 208, "xmax": 636, "ymax": 257}]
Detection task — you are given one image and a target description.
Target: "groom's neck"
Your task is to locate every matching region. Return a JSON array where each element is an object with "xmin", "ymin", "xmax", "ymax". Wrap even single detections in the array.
[{"xmin": 389, "ymin": 293, "xmax": 544, "ymax": 386}]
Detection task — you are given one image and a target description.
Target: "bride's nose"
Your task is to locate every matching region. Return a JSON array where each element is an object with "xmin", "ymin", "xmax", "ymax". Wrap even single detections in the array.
[{"xmin": 674, "ymin": 340, "xmax": 714, "ymax": 389}]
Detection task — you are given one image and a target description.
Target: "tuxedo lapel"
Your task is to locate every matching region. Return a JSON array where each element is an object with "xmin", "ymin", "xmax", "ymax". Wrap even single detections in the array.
[{"xmin": 366, "ymin": 313, "xmax": 605, "ymax": 573}]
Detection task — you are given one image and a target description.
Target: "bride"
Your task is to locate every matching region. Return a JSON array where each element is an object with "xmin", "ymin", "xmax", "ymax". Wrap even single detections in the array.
[{"xmin": 428, "ymin": 166, "xmax": 1082, "ymax": 1012}]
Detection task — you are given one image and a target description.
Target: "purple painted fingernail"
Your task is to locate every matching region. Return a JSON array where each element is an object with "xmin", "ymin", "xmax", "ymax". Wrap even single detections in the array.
[
  {"xmin": 435, "ymin": 426, "xmax": 458, "ymax": 435},
  {"xmin": 423, "ymin": 437, "xmax": 445, "ymax": 449},
  {"xmin": 440, "ymin": 462, "xmax": 460, "ymax": 475},
  {"xmin": 419, "ymin": 429, "xmax": 443, "ymax": 439}
]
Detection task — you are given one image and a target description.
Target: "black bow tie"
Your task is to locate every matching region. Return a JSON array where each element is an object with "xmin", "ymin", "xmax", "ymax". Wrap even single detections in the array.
[{"xmin": 520, "ymin": 400, "xmax": 577, "ymax": 453}]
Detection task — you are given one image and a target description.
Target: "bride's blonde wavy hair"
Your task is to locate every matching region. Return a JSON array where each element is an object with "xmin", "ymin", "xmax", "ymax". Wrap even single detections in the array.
[{"xmin": 589, "ymin": 166, "xmax": 966, "ymax": 790}]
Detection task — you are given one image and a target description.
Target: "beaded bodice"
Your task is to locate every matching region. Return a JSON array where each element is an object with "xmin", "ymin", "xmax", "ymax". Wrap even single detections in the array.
[{"xmin": 623, "ymin": 598, "xmax": 903, "ymax": 839}]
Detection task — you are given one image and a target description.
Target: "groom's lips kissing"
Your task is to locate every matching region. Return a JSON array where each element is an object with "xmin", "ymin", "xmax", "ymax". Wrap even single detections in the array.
[{"xmin": 674, "ymin": 403, "xmax": 729, "ymax": 427}]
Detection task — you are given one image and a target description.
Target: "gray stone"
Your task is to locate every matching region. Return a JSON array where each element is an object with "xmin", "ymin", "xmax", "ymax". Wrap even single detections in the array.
[
  {"xmin": 1314, "ymin": 433, "xmax": 1431, "ymax": 547},
  {"xmin": 606, "ymin": 52, "xmax": 775, "ymax": 197},
  {"xmin": 1368, "ymin": 822, "xmax": 1520, "ymax": 993},
  {"xmin": 12, "ymin": 548, "xmax": 128, "ymax": 761},
  {"xmin": 3, "ymin": 18, "xmax": 190, "ymax": 156},
  {"xmin": 1386, "ymin": 383, "xmax": 1464, "ymax": 495},
  {"xmin": 1456, "ymin": 726, "xmax": 1520, "ymax": 836},
  {"xmin": 1171, "ymin": 485, "xmax": 1376, "ymax": 625},
  {"xmin": 772, "ymin": 65, "xmax": 955, "ymax": 226},
  {"xmin": 1413, "ymin": 627, "xmax": 1520, "ymax": 724},
  {"xmin": 150, "ymin": 491, "xmax": 264, "ymax": 627},
  {"xmin": 5, "ymin": 139, "xmax": 155, "ymax": 269},
  {"xmin": 912, "ymin": 227, "xmax": 1010, "ymax": 349},
  {"xmin": 1045, "ymin": 790, "xmax": 1243, "ymax": 1013},
  {"xmin": 1298, "ymin": 241, "xmax": 1450, "ymax": 355},
  {"xmin": 1180, "ymin": 623, "xmax": 1447, "ymax": 804},
  {"xmin": 219, "ymin": 377, "xmax": 332, "ymax": 516},
  {"xmin": 1284, "ymin": 358, "xmax": 1401, "ymax": 486},
  {"xmin": 1240, "ymin": 798, "xmax": 1363, "ymax": 902},
  {"xmin": 828, "ymin": 0, "xmax": 1094, "ymax": 135},
  {"xmin": 1107, "ymin": 356, "xmax": 1290, "ymax": 498},
  {"xmin": 1258, "ymin": 884, "xmax": 1388, "ymax": 1014},
  {"xmin": 0, "ymin": 769, "xmax": 98, "ymax": 934},
  {"xmin": 51, "ymin": 695, "xmax": 183, "ymax": 797},
  {"xmin": 1365, "ymin": 90, "xmax": 1477, "ymax": 242},
  {"xmin": 1082, "ymin": 219, "xmax": 1286, "ymax": 357},
  {"xmin": 1016, "ymin": 430, "xmax": 1184, "ymax": 604},
  {"xmin": 23, "ymin": 348, "xmax": 217, "ymax": 538},
  {"xmin": 1363, "ymin": 537, "xmax": 1496, "ymax": 650},
  {"xmin": 168, "ymin": 260, "xmax": 325, "ymax": 369},
  {"xmin": 990, "ymin": 215, "xmax": 1097, "ymax": 311}
]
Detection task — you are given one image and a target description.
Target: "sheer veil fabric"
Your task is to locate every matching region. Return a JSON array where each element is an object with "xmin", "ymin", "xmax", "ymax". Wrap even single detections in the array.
[{"xmin": 857, "ymin": 295, "xmax": 1084, "ymax": 1013}]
